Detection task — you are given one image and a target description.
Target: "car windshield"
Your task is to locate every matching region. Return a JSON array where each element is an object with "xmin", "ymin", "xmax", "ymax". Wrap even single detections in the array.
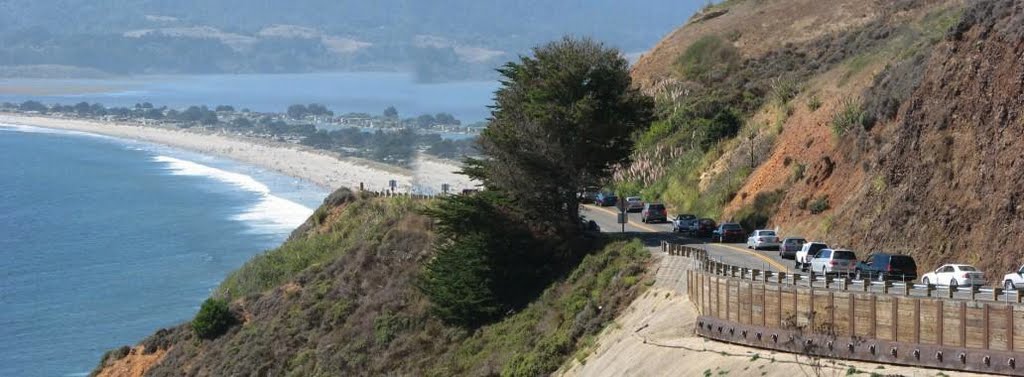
[
  {"xmin": 759, "ymin": 231, "xmax": 776, "ymax": 236},
  {"xmin": 958, "ymin": 265, "xmax": 978, "ymax": 272},
  {"xmin": 723, "ymin": 224, "xmax": 742, "ymax": 230},
  {"xmin": 833, "ymin": 250, "xmax": 856, "ymax": 260}
]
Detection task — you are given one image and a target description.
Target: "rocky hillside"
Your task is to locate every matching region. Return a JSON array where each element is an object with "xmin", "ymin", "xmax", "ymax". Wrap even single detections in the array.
[
  {"xmin": 620, "ymin": 0, "xmax": 1024, "ymax": 275},
  {"xmin": 91, "ymin": 189, "xmax": 652, "ymax": 377}
]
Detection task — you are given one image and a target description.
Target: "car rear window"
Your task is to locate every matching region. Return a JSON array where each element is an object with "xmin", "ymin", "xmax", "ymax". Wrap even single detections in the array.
[
  {"xmin": 649, "ymin": 204, "xmax": 665, "ymax": 210},
  {"xmin": 889, "ymin": 256, "xmax": 916, "ymax": 269},
  {"xmin": 808, "ymin": 243, "xmax": 827, "ymax": 253},
  {"xmin": 959, "ymin": 266, "xmax": 978, "ymax": 272},
  {"xmin": 723, "ymin": 224, "xmax": 742, "ymax": 230},
  {"xmin": 833, "ymin": 251, "xmax": 857, "ymax": 260},
  {"xmin": 786, "ymin": 238, "xmax": 806, "ymax": 244},
  {"xmin": 759, "ymin": 231, "xmax": 776, "ymax": 236}
]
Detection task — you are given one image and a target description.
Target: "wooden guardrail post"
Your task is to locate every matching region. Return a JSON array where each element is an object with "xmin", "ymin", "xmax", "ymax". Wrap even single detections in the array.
[
  {"xmin": 1008, "ymin": 305, "xmax": 1015, "ymax": 351},
  {"xmin": 960, "ymin": 301, "xmax": 967, "ymax": 348},
  {"xmin": 936, "ymin": 300, "xmax": 944, "ymax": 346}
]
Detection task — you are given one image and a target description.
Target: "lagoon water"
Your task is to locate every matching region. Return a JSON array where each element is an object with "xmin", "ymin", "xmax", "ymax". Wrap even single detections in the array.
[
  {"xmin": 0, "ymin": 72, "xmax": 499, "ymax": 123},
  {"xmin": 0, "ymin": 124, "xmax": 328, "ymax": 377}
]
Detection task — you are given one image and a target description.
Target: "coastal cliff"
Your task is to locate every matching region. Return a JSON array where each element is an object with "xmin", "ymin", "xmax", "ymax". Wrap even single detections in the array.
[{"xmin": 91, "ymin": 189, "xmax": 651, "ymax": 376}]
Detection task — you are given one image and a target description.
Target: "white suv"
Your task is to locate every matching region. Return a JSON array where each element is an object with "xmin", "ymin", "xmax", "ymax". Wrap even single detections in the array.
[
  {"xmin": 1003, "ymin": 264, "xmax": 1024, "ymax": 290},
  {"xmin": 795, "ymin": 242, "xmax": 829, "ymax": 271},
  {"xmin": 809, "ymin": 249, "xmax": 858, "ymax": 276}
]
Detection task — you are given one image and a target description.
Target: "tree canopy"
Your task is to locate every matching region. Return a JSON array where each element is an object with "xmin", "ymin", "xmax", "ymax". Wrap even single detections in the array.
[{"xmin": 471, "ymin": 37, "xmax": 654, "ymax": 227}]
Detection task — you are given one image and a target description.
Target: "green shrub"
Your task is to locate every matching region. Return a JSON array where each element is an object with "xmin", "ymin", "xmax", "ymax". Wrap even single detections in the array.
[
  {"xmin": 768, "ymin": 77, "xmax": 799, "ymax": 107},
  {"xmin": 809, "ymin": 196, "xmax": 830, "ymax": 214},
  {"xmin": 734, "ymin": 190, "xmax": 784, "ymax": 231},
  {"xmin": 675, "ymin": 35, "xmax": 740, "ymax": 83},
  {"xmin": 193, "ymin": 298, "xmax": 236, "ymax": 339},
  {"xmin": 831, "ymin": 98, "xmax": 870, "ymax": 137},
  {"xmin": 791, "ymin": 163, "xmax": 806, "ymax": 182},
  {"xmin": 806, "ymin": 95, "xmax": 822, "ymax": 111},
  {"xmin": 419, "ymin": 191, "xmax": 563, "ymax": 328}
]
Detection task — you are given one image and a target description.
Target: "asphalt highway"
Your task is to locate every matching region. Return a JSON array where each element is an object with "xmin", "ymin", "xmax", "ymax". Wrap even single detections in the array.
[{"xmin": 581, "ymin": 204, "xmax": 792, "ymax": 273}]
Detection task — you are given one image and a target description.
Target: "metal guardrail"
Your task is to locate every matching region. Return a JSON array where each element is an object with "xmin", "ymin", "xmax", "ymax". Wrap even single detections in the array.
[
  {"xmin": 664, "ymin": 241, "xmax": 1024, "ymax": 376},
  {"xmin": 663, "ymin": 242, "xmax": 1024, "ymax": 304}
]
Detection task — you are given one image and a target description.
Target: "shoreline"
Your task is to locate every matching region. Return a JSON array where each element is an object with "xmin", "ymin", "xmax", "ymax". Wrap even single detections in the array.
[{"xmin": 0, "ymin": 113, "xmax": 476, "ymax": 194}]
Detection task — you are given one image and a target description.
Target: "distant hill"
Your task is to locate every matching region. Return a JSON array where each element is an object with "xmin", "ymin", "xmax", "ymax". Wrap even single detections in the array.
[{"xmin": 0, "ymin": 0, "xmax": 703, "ymax": 81}]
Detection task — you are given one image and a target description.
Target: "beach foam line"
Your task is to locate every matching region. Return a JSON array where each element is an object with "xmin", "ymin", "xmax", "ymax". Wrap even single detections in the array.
[
  {"xmin": 0, "ymin": 122, "xmax": 118, "ymax": 141},
  {"xmin": 153, "ymin": 155, "xmax": 314, "ymax": 233}
]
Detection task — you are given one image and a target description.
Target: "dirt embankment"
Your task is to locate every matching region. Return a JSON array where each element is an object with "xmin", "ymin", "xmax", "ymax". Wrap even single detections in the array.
[{"xmin": 826, "ymin": 0, "xmax": 1024, "ymax": 275}]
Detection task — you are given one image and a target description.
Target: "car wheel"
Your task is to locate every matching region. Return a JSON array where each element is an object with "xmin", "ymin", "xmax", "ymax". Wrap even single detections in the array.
[
  {"xmin": 923, "ymin": 277, "xmax": 930, "ymax": 286},
  {"xmin": 1006, "ymin": 280, "xmax": 1015, "ymax": 291}
]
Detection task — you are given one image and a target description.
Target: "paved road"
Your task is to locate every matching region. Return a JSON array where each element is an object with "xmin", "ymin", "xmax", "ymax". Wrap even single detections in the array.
[{"xmin": 581, "ymin": 204, "xmax": 792, "ymax": 273}]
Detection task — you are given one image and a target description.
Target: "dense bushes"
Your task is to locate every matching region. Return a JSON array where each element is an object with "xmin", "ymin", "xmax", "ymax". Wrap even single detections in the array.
[
  {"xmin": 429, "ymin": 239, "xmax": 651, "ymax": 376},
  {"xmin": 734, "ymin": 190, "xmax": 785, "ymax": 231},
  {"xmin": 831, "ymin": 98, "xmax": 871, "ymax": 137},
  {"xmin": 675, "ymin": 35, "xmax": 741, "ymax": 83},
  {"xmin": 192, "ymin": 298, "xmax": 236, "ymax": 339},
  {"xmin": 419, "ymin": 191, "xmax": 574, "ymax": 327}
]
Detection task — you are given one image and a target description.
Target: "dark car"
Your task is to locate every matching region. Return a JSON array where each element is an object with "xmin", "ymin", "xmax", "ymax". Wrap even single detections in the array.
[
  {"xmin": 855, "ymin": 253, "xmax": 918, "ymax": 282},
  {"xmin": 579, "ymin": 187, "xmax": 601, "ymax": 204},
  {"xmin": 713, "ymin": 223, "xmax": 745, "ymax": 243},
  {"xmin": 641, "ymin": 203, "xmax": 668, "ymax": 223},
  {"xmin": 594, "ymin": 193, "xmax": 617, "ymax": 207},
  {"xmin": 779, "ymin": 237, "xmax": 806, "ymax": 260},
  {"xmin": 694, "ymin": 218, "xmax": 717, "ymax": 237}
]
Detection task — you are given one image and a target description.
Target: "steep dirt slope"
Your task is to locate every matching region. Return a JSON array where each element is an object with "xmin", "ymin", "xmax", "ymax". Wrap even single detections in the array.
[
  {"xmin": 620, "ymin": 0, "xmax": 1024, "ymax": 275},
  {"xmin": 828, "ymin": 0, "xmax": 1024, "ymax": 274}
]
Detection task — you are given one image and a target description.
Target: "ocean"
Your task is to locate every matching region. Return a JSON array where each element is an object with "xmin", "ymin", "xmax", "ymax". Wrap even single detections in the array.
[
  {"xmin": 0, "ymin": 124, "xmax": 328, "ymax": 377},
  {"xmin": 0, "ymin": 72, "xmax": 499, "ymax": 123}
]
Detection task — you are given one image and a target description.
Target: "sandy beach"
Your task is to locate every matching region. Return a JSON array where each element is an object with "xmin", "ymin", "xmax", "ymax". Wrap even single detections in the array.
[{"xmin": 0, "ymin": 113, "xmax": 476, "ymax": 193}]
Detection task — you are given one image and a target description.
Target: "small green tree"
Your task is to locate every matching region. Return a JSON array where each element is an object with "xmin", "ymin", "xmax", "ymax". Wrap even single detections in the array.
[{"xmin": 192, "ymin": 298, "xmax": 236, "ymax": 339}]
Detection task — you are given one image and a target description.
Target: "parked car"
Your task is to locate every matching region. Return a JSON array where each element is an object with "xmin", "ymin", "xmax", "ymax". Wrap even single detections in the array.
[
  {"xmin": 713, "ymin": 223, "xmax": 745, "ymax": 243},
  {"xmin": 580, "ymin": 188, "xmax": 600, "ymax": 204},
  {"xmin": 795, "ymin": 242, "xmax": 829, "ymax": 271},
  {"xmin": 580, "ymin": 218, "xmax": 601, "ymax": 232},
  {"xmin": 854, "ymin": 253, "xmax": 918, "ymax": 282},
  {"xmin": 594, "ymin": 193, "xmax": 617, "ymax": 207},
  {"xmin": 746, "ymin": 230, "xmax": 780, "ymax": 250},
  {"xmin": 693, "ymin": 218, "xmax": 717, "ymax": 237},
  {"xmin": 921, "ymin": 264, "xmax": 987, "ymax": 287},
  {"xmin": 624, "ymin": 196, "xmax": 644, "ymax": 212},
  {"xmin": 1003, "ymin": 264, "xmax": 1024, "ymax": 290},
  {"xmin": 809, "ymin": 249, "xmax": 858, "ymax": 276},
  {"xmin": 779, "ymin": 237, "xmax": 806, "ymax": 259},
  {"xmin": 672, "ymin": 214, "xmax": 697, "ymax": 233},
  {"xmin": 641, "ymin": 203, "xmax": 668, "ymax": 223}
]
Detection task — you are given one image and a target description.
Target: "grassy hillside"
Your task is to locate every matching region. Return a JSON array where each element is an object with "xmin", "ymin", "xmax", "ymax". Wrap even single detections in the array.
[
  {"xmin": 620, "ymin": 0, "xmax": 1024, "ymax": 275},
  {"xmin": 92, "ymin": 189, "xmax": 652, "ymax": 376}
]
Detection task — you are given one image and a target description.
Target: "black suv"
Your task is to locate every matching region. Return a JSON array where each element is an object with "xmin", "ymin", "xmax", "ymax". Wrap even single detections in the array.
[{"xmin": 855, "ymin": 253, "xmax": 918, "ymax": 282}]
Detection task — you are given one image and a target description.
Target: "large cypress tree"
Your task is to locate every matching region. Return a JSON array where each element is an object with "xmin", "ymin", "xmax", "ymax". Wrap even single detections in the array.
[{"xmin": 471, "ymin": 37, "xmax": 654, "ymax": 228}]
